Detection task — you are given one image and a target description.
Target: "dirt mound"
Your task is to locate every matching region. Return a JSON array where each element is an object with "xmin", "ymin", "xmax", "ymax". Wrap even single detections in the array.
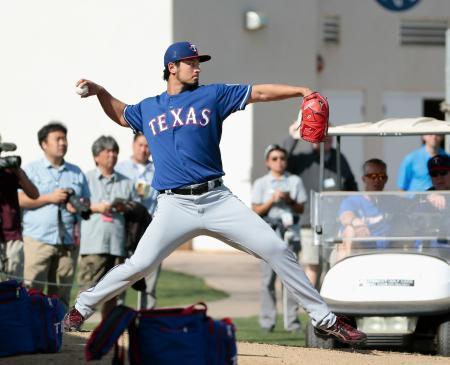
[{"xmin": 1, "ymin": 332, "xmax": 448, "ymax": 365}]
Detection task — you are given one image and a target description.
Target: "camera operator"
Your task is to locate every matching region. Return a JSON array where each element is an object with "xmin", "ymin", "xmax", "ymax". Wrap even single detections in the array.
[
  {"xmin": 18, "ymin": 122, "xmax": 90, "ymax": 307},
  {"xmin": 0, "ymin": 137, "xmax": 39, "ymax": 279},
  {"xmin": 78, "ymin": 136, "xmax": 137, "ymax": 318}
]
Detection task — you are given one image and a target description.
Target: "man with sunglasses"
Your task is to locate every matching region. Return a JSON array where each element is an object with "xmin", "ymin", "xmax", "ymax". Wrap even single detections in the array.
[
  {"xmin": 423, "ymin": 155, "xmax": 450, "ymax": 212},
  {"xmin": 339, "ymin": 159, "xmax": 390, "ymax": 250},
  {"xmin": 252, "ymin": 144, "xmax": 306, "ymax": 333},
  {"xmin": 65, "ymin": 41, "xmax": 367, "ymax": 346},
  {"xmin": 427, "ymin": 155, "xmax": 450, "ymax": 192},
  {"xmin": 422, "ymin": 155, "xmax": 450, "ymax": 247}
]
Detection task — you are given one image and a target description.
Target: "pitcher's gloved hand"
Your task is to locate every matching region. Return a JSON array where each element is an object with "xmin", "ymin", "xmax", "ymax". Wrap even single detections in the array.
[{"xmin": 299, "ymin": 92, "xmax": 329, "ymax": 143}]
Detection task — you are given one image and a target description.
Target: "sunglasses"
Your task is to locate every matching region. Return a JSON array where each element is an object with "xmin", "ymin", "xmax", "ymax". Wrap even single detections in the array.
[
  {"xmin": 430, "ymin": 170, "xmax": 449, "ymax": 178},
  {"xmin": 365, "ymin": 173, "xmax": 388, "ymax": 181},
  {"xmin": 270, "ymin": 156, "xmax": 286, "ymax": 161}
]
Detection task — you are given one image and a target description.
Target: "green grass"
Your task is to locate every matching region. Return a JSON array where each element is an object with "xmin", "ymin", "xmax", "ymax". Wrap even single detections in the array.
[
  {"xmin": 71, "ymin": 269, "xmax": 228, "ymax": 310},
  {"xmin": 233, "ymin": 314, "xmax": 308, "ymax": 347},
  {"xmin": 134, "ymin": 269, "xmax": 228, "ymax": 308}
]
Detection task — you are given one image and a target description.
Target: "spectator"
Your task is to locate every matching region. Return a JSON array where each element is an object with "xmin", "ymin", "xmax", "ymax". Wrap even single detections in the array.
[
  {"xmin": 427, "ymin": 155, "xmax": 450, "ymax": 192},
  {"xmin": 338, "ymin": 159, "xmax": 390, "ymax": 255},
  {"xmin": 283, "ymin": 121, "xmax": 357, "ymax": 288},
  {"xmin": 423, "ymin": 155, "xmax": 450, "ymax": 246},
  {"xmin": 422, "ymin": 155, "xmax": 450, "ymax": 213},
  {"xmin": 19, "ymin": 122, "xmax": 90, "ymax": 307},
  {"xmin": 115, "ymin": 133, "xmax": 160, "ymax": 309},
  {"xmin": 0, "ymin": 139, "xmax": 39, "ymax": 278},
  {"xmin": 78, "ymin": 136, "xmax": 137, "ymax": 318},
  {"xmin": 397, "ymin": 134, "xmax": 446, "ymax": 191},
  {"xmin": 252, "ymin": 144, "xmax": 306, "ymax": 333}
]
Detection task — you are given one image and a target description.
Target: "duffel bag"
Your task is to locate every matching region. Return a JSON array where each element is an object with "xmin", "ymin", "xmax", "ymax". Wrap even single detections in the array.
[
  {"xmin": 0, "ymin": 280, "xmax": 66, "ymax": 357},
  {"xmin": 86, "ymin": 303, "xmax": 238, "ymax": 365},
  {"xmin": 29, "ymin": 288, "xmax": 66, "ymax": 353},
  {"xmin": 0, "ymin": 280, "xmax": 35, "ymax": 357}
]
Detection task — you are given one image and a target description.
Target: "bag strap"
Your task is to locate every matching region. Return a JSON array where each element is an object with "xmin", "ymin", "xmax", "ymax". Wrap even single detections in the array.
[
  {"xmin": 181, "ymin": 302, "xmax": 208, "ymax": 315},
  {"xmin": 85, "ymin": 305, "xmax": 137, "ymax": 362}
]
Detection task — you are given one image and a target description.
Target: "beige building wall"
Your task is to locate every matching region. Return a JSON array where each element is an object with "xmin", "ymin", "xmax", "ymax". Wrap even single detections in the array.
[
  {"xmin": 174, "ymin": 0, "xmax": 449, "ymax": 193},
  {"xmin": 173, "ymin": 0, "xmax": 318, "ymax": 183},
  {"xmin": 319, "ymin": 1, "xmax": 448, "ymax": 188}
]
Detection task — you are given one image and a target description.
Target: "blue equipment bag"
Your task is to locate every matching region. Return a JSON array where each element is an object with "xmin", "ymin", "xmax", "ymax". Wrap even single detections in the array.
[
  {"xmin": 0, "ymin": 280, "xmax": 66, "ymax": 357},
  {"xmin": 0, "ymin": 280, "xmax": 35, "ymax": 357},
  {"xmin": 29, "ymin": 288, "xmax": 66, "ymax": 353},
  {"xmin": 86, "ymin": 303, "xmax": 238, "ymax": 365}
]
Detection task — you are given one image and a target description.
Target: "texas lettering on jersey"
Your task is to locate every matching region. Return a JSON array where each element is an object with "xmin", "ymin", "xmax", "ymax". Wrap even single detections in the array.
[
  {"xmin": 123, "ymin": 83, "xmax": 252, "ymax": 190},
  {"xmin": 148, "ymin": 107, "xmax": 211, "ymax": 136}
]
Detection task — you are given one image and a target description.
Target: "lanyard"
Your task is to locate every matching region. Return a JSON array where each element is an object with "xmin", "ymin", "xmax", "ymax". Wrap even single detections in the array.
[{"xmin": 100, "ymin": 176, "xmax": 114, "ymax": 202}]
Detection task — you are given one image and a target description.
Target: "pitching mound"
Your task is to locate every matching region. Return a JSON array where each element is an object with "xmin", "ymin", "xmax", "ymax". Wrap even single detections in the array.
[{"xmin": 0, "ymin": 332, "xmax": 448, "ymax": 364}]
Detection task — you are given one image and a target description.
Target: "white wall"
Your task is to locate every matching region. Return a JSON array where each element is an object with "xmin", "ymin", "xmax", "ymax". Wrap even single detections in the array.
[{"xmin": 0, "ymin": 1, "xmax": 172, "ymax": 171}]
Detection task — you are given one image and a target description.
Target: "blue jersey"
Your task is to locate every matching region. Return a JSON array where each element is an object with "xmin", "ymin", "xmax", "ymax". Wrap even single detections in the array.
[
  {"xmin": 397, "ymin": 145, "xmax": 447, "ymax": 191},
  {"xmin": 124, "ymin": 83, "xmax": 252, "ymax": 190},
  {"xmin": 339, "ymin": 195, "xmax": 390, "ymax": 248}
]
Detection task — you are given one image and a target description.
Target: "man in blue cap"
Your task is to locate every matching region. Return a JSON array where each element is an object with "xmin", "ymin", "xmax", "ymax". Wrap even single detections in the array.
[{"xmin": 66, "ymin": 41, "xmax": 367, "ymax": 346}]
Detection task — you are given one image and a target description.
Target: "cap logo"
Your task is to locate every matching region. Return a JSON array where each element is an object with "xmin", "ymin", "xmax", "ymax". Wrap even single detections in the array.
[{"xmin": 189, "ymin": 44, "xmax": 198, "ymax": 54}]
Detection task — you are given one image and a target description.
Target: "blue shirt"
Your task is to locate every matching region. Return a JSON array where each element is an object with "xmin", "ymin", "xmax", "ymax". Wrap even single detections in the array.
[
  {"xmin": 123, "ymin": 83, "xmax": 252, "ymax": 190},
  {"xmin": 115, "ymin": 158, "xmax": 159, "ymax": 215},
  {"xmin": 339, "ymin": 195, "xmax": 390, "ymax": 248},
  {"xmin": 22, "ymin": 157, "xmax": 90, "ymax": 245},
  {"xmin": 397, "ymin": 145, "xmax": 447, "ymax": 191}
]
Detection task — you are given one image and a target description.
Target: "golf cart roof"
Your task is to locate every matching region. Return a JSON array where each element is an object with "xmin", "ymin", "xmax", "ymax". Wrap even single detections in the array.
[{"xmin": 328, "ymin": 117, "xmax": 450, "ymax": 137}]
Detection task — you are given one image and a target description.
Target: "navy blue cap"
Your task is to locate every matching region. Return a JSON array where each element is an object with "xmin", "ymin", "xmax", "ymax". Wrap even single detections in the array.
[
  {"xmin": 428, "ymin": 154, "xmax": 450, "ymax": 171},
  {"xmin": 164, "ymin": 42, "xmax": 211, "ymax": 68}
]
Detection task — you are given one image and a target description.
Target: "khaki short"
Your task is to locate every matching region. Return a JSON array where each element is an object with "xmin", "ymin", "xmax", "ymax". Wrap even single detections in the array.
[
  {"xmin": 78, "ymin": 254, "xmax": 123, "ymax": 290},
  {"xmin": 23, "ymin": 236, "xmax": 77, "ymax": 307},
  {"xmin": 0, "ymin": 239, "xmax": 24, "ymax": 278},
  {"xmin": 299, "ymin": 228, "xmax": 320, "ymax": 265}
]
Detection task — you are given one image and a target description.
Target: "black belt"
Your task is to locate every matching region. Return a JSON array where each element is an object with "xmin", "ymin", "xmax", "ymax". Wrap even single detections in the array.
[{"xmin": 159, "ymin": 179, "xmax": 222, "ymax": 195}]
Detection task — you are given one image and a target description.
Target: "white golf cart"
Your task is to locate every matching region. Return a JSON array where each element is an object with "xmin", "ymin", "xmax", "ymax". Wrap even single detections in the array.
[{"xmin": 305, "ymin": 118, "xmax": 450, "ymax": 356}]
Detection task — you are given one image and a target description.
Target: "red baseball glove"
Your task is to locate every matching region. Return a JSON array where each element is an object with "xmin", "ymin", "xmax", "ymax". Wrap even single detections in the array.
[{"xmin": 299, "ymin": 92, "xmax": 329, "ymax": 143}]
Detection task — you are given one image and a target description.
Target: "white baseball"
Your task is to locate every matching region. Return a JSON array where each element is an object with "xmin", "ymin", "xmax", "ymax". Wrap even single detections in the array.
[{"xmin": 75, "ymin": 85, "xmax": 89, "ymax": 96}]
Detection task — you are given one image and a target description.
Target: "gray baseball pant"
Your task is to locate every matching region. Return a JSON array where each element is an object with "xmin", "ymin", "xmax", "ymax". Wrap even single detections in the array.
[
  {"xmin": 75, "ymin": 185, "xmax": 335, "ymax": 328},
  {"xmin": 137, "ymin": 265, "xmax": 161, "ymax": 309},
  {"xmin": 259, "ymin": 240, "xmax": 301, "ymax": 331}
]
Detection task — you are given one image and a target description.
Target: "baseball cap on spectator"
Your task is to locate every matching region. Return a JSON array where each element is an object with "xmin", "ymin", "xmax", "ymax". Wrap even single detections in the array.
[
  {"xmin": 264, "ymin": 144, "xmax": 287, "ymax": 160},
  {"xmin": 164, "ymin": 42, "xmax": 211, "ymax": 68},
  {"xmin": 427, "ymin": 154, "xmax": 450, "ymax": 172}
]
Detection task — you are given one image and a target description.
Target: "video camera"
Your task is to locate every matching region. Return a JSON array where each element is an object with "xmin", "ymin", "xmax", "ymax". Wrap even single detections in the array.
[
  {"xmin": 0, "ymin": 137, "xmax": 21, "ymax": 170},
  {"xmin": 65, "ymin": 188, "xmax": 92, "ymax": 220}
]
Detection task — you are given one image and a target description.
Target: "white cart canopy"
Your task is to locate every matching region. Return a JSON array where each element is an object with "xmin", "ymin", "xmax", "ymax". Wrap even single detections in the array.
[{"xmin": 328, "ymin": 117, "xmax": 450, "ymax": 136}]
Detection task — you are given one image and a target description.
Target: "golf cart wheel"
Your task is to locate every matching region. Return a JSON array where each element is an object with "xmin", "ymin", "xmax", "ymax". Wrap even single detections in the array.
[
  {"xmin": 306, "ymin": 320, "xmax": 335, "ymax": 349},
  {"xmin": 436, "ymin": 320, "xmax": 450, "ymax": 356}
]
